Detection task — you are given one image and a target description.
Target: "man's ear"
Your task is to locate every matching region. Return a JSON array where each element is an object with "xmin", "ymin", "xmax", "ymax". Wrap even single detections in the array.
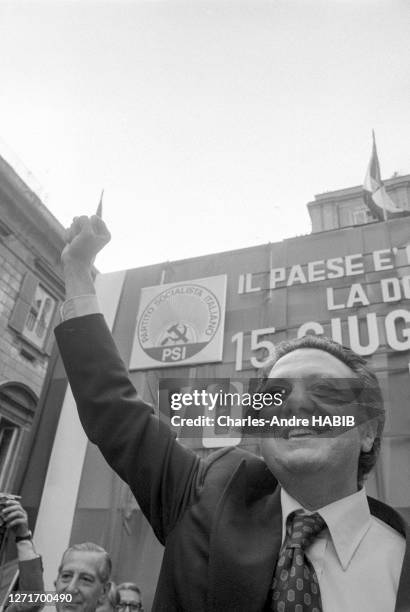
[{"xmin": 359, "ymin": 419, "xmax": 377, "ymax": 453}]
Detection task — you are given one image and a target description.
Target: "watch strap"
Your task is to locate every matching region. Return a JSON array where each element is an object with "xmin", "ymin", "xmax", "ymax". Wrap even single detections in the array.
[{"xmin": 15, "ymin": 531, "xmax": 32, "ymax": 543}]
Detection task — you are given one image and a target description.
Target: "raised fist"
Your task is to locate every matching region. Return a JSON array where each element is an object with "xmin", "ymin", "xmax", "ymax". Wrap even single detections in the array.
[
  {"xmin": 0, "ymin": 497, "xmax": 29, "ymax": 538},
  {"xmin": 61, "ymin": 215, "xmax": 111, "ymax": 268}
]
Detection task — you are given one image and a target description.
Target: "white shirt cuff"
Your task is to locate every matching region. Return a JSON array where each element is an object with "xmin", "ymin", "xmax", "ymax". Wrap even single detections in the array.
[
  {"xmin": 60, "ymin": 295, "xmax": 101, "ymax": 321},
  {"xmin": 16, "ymin": 539, "xmax": 39, "ymax": 561}
]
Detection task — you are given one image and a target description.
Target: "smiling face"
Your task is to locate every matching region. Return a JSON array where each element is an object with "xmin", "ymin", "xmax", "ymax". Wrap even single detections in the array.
[
  {"xmin": 260, "ymin": 348, "xmax": 376, "ymax": 497},
  {"xmin": 55, "ymin": 550, "xmax": 108, "ymax": 612}
]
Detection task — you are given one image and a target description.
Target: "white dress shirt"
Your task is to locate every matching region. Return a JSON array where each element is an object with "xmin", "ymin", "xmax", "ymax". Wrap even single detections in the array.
[{"xmin": 280, "ymin": 487, "xmax": 405, "ymax": 612}]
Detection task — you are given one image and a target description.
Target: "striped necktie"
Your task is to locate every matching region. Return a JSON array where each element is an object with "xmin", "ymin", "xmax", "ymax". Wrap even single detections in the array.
[{"xmin": 271, "ymin": 510, "xmax": 325, "ymax": 611}]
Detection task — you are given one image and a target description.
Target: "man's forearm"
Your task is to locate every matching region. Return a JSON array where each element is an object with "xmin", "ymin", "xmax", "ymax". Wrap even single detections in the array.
[
  {"xmin": 63, "ymin": 261, "xmax": 95, "ymax": 299},
  {"xmin": 61, "ymin": 262, "xmax": 101, "ymax": 320}
]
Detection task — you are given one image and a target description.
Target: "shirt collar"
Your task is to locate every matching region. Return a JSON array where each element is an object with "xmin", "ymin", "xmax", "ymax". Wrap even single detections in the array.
[{"xmin": 280, "ymin": 487, "xmax": 372, "ymax": 570}]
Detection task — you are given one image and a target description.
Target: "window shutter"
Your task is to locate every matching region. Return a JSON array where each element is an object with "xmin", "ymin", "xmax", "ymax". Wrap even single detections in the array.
[
  {"xmin": 8, "ymin": 272, "xmax": 38, "ymax": 334},
  {"xmin": 43, "ymin": 305, "xmax": 61, "ymax": 356}
]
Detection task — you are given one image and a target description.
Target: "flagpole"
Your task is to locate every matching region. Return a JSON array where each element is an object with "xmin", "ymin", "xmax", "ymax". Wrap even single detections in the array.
[
  {"xmin": 371, "ymin": 132, "xmax": 395, "ymax": 255},
  {"xmin": 372, "ymin": 131, "xmax": 387, "ymax": 222}
]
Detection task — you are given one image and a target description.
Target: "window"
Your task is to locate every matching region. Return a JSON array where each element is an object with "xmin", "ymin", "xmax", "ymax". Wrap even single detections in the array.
[
  {"xmin": 323, "ymin": 207, "xmax": 335, "ymax": 230},
  {"xmin": 22, "ymin": 285, "xmax": 57, "ymax": 350},
  {"xmin": 9, "ymin": 272, "xmax": 58, "ymax": 354},
  {"xmin": 0, "ymin": 418, "xmax": 21, "ymax": 491},
  {"xmin": 0, "ymin": 382, "xmax": 37, "ymax": 492},
  {"xmin": 352, "ymin": 209, "xmax": 376, "ymax": 225}
]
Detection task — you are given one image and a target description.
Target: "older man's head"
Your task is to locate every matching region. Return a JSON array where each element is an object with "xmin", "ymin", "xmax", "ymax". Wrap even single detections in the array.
[
  {"xmin": 116, "ymin": 583, "xmax": 143, "ymax": 612},
  {"xmin": 55, "ymin": 542, "xmax": 111, "ymax": 612}
]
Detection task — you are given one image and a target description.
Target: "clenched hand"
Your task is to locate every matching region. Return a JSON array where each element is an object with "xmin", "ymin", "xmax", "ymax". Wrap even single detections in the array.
[{"xmin": 61, "ymin": 215, "xmax": 111, "ymax": 268}]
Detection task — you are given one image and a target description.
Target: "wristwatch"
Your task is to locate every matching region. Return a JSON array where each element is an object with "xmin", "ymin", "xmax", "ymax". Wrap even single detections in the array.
[{"xmin": 15, "ymin": 530, "xmax": 32, "ymax": 543}]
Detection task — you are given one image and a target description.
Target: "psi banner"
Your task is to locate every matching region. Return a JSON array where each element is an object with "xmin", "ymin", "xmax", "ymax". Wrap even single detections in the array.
[{"xmin": 129, "ymin": 275, "xmax": 227, "ymax": 370}]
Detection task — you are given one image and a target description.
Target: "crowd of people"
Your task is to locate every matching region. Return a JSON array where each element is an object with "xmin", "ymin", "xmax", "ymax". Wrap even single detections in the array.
[{"xmin": 2, "ymin": 497, "xmax": 143, "ymax": 612}]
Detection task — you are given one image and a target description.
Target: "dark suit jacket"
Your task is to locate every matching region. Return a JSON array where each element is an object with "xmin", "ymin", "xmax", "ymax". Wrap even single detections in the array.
[
  {"xmin": 6, "ymin": 557, "xmax": 44, "ymax": 612},
  {"xmin": 55, "ymin": 314, "xmax": 410, "ymax": 612}
]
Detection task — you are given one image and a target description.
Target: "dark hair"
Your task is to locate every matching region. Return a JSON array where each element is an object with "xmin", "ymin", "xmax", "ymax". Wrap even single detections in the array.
[
  {"xmin": 257, "ymin": 334, "xmax": 385, "ymax": 486},
  {"xmin": 59, "ymin": 542, "xmax": 112, "ymax": 584},
  {"xmin": 117, "ymin": 583, "xmax": 141, "ymax": 598}
]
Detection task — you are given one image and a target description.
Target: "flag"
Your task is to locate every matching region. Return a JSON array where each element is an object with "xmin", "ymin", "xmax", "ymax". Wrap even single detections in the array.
[
  {"xmin": 96, "ymin": 189, "xmax": 104, "ymax": 218},
  {"xmin": 363, "ymin": 132, "xmax": 409, "ymax": 221}
]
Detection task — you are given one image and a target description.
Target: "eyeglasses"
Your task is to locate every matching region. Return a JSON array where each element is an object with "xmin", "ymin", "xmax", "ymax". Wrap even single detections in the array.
[
  {"xmin": 261, "ymin": 378, "xmax": 365, "ymax": 405},
  {"xmin": 115, "ymin": 604, "xmax": 143, "ymax": 611}
]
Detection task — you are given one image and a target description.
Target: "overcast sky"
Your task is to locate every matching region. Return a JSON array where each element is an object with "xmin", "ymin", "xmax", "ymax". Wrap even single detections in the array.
[{"xmin": 0, "ymin": 0, "xmax": 409, "ymax": 273}]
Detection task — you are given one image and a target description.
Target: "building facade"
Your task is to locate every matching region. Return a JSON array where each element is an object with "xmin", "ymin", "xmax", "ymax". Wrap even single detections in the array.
[
  {"xmin": 308, "ymin": 173, "xmax": 410, "ymax": 231},
  {"xmin": 0, "ymin": 154, "xmax": 65, "ymax": 592}
]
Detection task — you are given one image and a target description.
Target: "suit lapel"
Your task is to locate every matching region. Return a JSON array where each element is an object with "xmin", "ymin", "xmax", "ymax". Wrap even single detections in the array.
[
  {"xmin": 208, "ymin": 458, "xmax": 282, "ymax": 612},
  {"xmin": 368, "ymin": 496, "xmax": 410, "ymax": 612}
]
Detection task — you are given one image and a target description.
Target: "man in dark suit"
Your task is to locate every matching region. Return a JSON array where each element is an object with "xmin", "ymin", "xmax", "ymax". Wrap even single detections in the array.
[
  {"xmin": 2, "ymin": 497, "xmax": 43, "ymax": 612},
  {"xmin": 55, "ymin": 215, "xmax": 410, "ymax": 612},
  {"xmin": 2, "ymin": 495, "xmax": 111, "ymax": 612}
]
